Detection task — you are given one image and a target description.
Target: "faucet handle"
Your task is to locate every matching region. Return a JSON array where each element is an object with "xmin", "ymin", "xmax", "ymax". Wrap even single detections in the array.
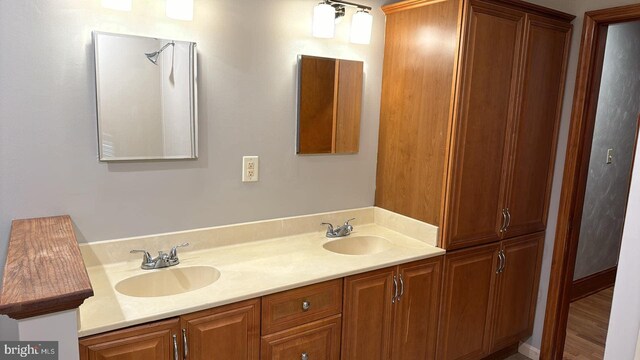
[
  {"xmin": 321, "ymin": 222, "xmax": 334, "ymax": 231},
  {"xmin": 169, "ymin": 243, "xmax": 189, "ymax": 259},
  {"xmin": 130, "ymin": 249, "xmax": 153, "ymax": 263},
  {"xmin": 344, "ymin": 218, "xmax": 356, "ymax": 225}
]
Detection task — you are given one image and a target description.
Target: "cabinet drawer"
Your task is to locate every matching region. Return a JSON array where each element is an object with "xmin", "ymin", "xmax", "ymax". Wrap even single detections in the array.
[
  {"xmin": 261, "ymin": 315, "xmax": 341, "ymax": 360},
  {"xmin": 262, "ymin": 279, "xmax": 342, "ymax": 335}
]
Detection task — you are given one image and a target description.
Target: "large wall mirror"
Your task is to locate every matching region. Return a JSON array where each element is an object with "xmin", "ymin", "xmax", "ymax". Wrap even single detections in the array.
[
  {"xmin": 297, "ymin": 55, "xmax": 363, "ymax": 155},
  {"xmin": 94, "ymin": 32, "xmax": 198, "ymax": 161}
]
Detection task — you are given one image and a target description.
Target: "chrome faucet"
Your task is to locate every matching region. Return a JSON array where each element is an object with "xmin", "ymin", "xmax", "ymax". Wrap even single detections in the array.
[
  {"xmin": 130, "ymin": 243, "xmax": 189, "ymax": 270},
  {"xmin": 321, "ymin": 218, "xmax": 355, "ymax": 238}
]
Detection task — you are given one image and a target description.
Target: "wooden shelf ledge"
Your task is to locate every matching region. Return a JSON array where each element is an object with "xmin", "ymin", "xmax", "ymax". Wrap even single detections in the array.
[{"xmin": 0, "ymin": 215, "xmax": 93, "ymax": 320}]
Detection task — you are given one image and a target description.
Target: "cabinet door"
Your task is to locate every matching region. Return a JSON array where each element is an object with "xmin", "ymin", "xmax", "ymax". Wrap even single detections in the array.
[
  {"xmin": 79, "ymin": 318, "xmax": 180, "ymax": 360},
  {"xmin": 391, "ymin": 257, "xmax": 443, "ymax": 360},
  {"xmin": 503, "ymin": 16, "xmax": 571, "ymax": 238},
  {"xmin": 437, "ymin": 243, "xmax": 500, "ymax": 360},
  {"xmin": 490, "ymin": 233, "xmax": 544, "ymax": 351},
  {"xmin": 181, "ymin": 299, "xmax": 260, "ymax": 360},
  {"xmin": 261, "ymin": 315, "xmax": 342, "ymax": 360},
  {"xmin": 341, "ymin": 267, "xmax": 395, "ymax": 360},
  {"xmin": 443, "ymin": 0, "xmax": 525, "ymax": 249}
]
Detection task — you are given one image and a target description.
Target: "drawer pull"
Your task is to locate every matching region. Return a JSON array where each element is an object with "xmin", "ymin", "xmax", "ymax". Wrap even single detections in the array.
[
  {"xmin": 301, "ymin": 352, "xmax": 309, "ymax": 360},
  {"xmin": 302, "ymin": 300, "xmax": 311, "ymax": 311}
]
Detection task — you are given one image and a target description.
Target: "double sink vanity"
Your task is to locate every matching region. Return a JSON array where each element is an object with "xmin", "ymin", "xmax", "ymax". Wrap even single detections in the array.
[{"xmin": 75, "ymin": 206, "xmax": 444, "ymax": 359}]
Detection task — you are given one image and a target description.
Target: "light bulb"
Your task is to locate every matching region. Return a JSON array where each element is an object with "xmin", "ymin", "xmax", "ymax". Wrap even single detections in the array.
[
  {"xmin": 350, "ymin": 10, "xmax": 372, "ymax": 44},
  {"xmin": 166, "ymin": 0, "xmax": 193, "ymax": 21},
  {"xmin": 313, "ymin": 2, "xmax": 336, "ymax": 39}
]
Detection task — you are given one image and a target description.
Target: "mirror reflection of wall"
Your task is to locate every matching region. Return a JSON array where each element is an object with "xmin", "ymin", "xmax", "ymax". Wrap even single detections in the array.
[
  {"xmin": 297, "ymin": 55, "xmax": 363, "ymax": 155},
  {"xmin": 94, "ymin": 32, "xmax": 197, "ymax": 161}
]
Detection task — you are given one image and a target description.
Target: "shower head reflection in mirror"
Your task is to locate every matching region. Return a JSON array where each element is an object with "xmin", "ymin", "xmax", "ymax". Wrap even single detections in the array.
[
  {"xmin": 145, "ymin": 41, "xmax": 175, "ymax": 65},
  {"xmin": 93, "ymin": 31, "xmax": 198, "ymax": 161}
]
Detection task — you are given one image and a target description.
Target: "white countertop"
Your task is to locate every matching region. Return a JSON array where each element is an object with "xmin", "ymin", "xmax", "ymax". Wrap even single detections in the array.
[{"xmin": 78, "ymin": 208, "xmax": 444, "ymax": 337}]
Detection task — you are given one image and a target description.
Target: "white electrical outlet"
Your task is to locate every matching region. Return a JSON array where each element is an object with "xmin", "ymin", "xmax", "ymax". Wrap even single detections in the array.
[{"xmin": 242, "ymin": 156, "xmax": 259, "ymax": 182}]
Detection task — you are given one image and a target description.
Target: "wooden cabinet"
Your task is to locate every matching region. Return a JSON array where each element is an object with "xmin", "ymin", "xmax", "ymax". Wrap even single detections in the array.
[
  {"xmin": 342, "ymin": 257, "xmax": 443, "ymax": 360},
  {"xmin": 79, "ymin": 258, "xmax": 444, "ymax": 360},
  {"xmin": 375, "ymin": 0, "xmax": 573, "ymax": 251},
  {"xmin": 262, "ymin": 315, "xmax": 342, "ymax": 360},
  {"xmin": 391, "ymin": 259, "xmax": 443, "ymax": 360},
  {"xmin": 79, "ymin": 318, "xmax": 180, "ymax": 360},
  {"xmin": 341, "ymin": 267, "xmax": 395, "ymax": 359},
  {"xmin": 437, "ymin": 233, "xmax": 544, "ymax": 359},
  {"xmin": 79, "ymin": 300, "xmax": 260, "ymax": 360},
  {"xmin": 437, "ymin": 243, "xmax": 500, "ymax": 360},
  {"xmin": 490, "ymin": 233, "xmax": 544, "ymax": 351},
  {"xmin": 181, "ymin": 299, "xmax": 260, "ymax": 360},
  {"xmin": 261, "ymin": 279, "xmax": 342, "ymax": 335},
  {"xmin": 261, "ymin": 280, "xmax": 343, "ymax": 360},
  {"xmin": 444, "ymin": 0, "xmax": 525, "ymax": 249},
  {"xmin": 501, "ymin": 15, "xmax": 572, "ymax": 239}
]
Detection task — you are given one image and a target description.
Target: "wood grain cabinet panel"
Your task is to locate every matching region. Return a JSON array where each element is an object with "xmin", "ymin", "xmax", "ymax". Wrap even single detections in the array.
[
  {"xmin": 79, "ymin": 318, "xmax": 180, "ymax": 360},
  {"xmin": 375, "ymin": 0, "xmax": 572, "ymax": 252},
  {"xmin": 502, "ymin": 16, "xmax": 572, "ymax": 239},
  {"xmin": 180, "ymin": 299, "xmax": 260, "ymax": 360},
  {"xmin": 261, "ymin": 315, "xmax": 342, "ymax": 360},
  {"xmin": 342, "ymin": 257, "xmax": 443, "ymax": 360},
  {"xmin": 490, "ymin": 233, "xmax": 544, "ymax": 351},
  {"xmin": 375, "ymin": 0, "xmax": 462, "ymax": 225},
  {"xmin": 391, "ymin": 259, "xmax": 443, "ymax": 360},
  {"xmin": 262, "ymin": 279, "xmax": 342, "ymax": 335},
  {"xmin": 438, "ymin": 233, "xmax": 545, "ymax": 359},
  {"xmin": 341, "ymin": 267, "xmax": 395, "ymax": 360},
  {"xmin": 443, "ymin": 0, "xmax": 525, "ymax": 249},
  {"xmin": 438, "ymin": 244, "xmax": 500, "ymax": 360}
]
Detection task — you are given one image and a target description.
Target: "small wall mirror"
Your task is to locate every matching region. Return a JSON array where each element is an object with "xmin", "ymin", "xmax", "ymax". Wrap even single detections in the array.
[
  {"xmin": 297, "ymin": 55, "xmax": 363, "ymax": 155},
  {"xmin": 94, "ymin": 32, "xmax": 198, "ymax": 161}
]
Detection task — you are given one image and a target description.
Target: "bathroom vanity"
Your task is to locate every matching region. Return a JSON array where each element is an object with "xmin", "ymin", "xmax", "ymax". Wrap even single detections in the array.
[{"xmin": 74, "ymin": 207, "xmax": 444, "ymax": 360}]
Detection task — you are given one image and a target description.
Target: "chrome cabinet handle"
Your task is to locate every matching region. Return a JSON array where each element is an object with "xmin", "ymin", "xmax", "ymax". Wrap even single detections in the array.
[
  {"xmin": 172, "ymin": 334, "xmax": 179, "ymax": 360},
  {"xmin": 496, "ymin": 250, "xmax": 504, "ymax": 274},
  {"xmin": 505, "ymin": 208, "xmax": 511, "ymax": 230},
  {"xmin": 501, "ymin": 250, "xmax": 507, "ymax": 273},
  {"xmin": 301, "ymin": 352, "xmax": 309, "ymax": 360},
  {"xmin": 398, "ymin": 274, "xmax": 404, "ymax": 302},
  {"xmin": 392, "ymin": 275, "xmax": 398, "ymax": 304},
  {"xmin": 302, "ymin": 300, "xmax": 311, "ymax": 311},
  {"xmin": 182, "ymin": 328, "xmax": 188, "ymax": 359},
  {"xmin": 500, "ymin": 209, "xmax": 507, "ymax": 233}
]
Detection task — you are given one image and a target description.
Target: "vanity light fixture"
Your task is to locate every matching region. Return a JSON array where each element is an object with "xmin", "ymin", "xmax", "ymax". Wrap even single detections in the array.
[
  {"xmin": 313, "ymin": 2, "xmax": 336, "ymax": 38},
  {"xmin": 312, "ymin": 0, "xmax": 373, "ymax": 44},
  {"xmin": 350, "ymin": 9, "xmax": 373, "ymax": 44},
  {"xmin": 102, "ymin": 0, "xmax": 132, "ymax": 11},
  {"xmin": 166, "ymin": 0, "xmax": 194, "ymax": 21}
]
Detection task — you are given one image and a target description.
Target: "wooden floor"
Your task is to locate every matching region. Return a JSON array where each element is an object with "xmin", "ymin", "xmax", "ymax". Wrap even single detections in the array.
[{"xmin": 563, "ymin": 287, "xmax": 614, "ymax": 360}]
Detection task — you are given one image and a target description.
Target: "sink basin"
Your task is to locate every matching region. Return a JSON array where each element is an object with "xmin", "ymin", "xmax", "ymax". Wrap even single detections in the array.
[
  {"xmin": 115, "ymin": 266, "xmax": 220, "ymax": 297},
  {"xmin": 323, "ymin": 236, "xmax": 392, "ymax": 255}
]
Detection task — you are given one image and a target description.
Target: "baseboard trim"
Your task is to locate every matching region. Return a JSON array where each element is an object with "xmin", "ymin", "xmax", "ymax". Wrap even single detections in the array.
[
  {"xmin": 518, "ymin": 342, "xmax": 540, "ymax": 360},
  {"xmin": 571, "ymin": 266, "xmax": 617, "ymax": 302}
]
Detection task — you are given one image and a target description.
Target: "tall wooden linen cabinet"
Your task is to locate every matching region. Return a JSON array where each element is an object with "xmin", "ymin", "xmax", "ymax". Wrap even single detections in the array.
[{"xmin": 375, "ymin": 0, "xmax": 573, "ymax": 359}]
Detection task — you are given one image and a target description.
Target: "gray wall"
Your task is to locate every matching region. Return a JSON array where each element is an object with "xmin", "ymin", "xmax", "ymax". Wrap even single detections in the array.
[
  {"xmin": 574, "ymin": 21, "xmax": 640, "ymax": 280},
  {"xmin": 0, "ymin": 0, "xmax": 386, "ymax": 338}
]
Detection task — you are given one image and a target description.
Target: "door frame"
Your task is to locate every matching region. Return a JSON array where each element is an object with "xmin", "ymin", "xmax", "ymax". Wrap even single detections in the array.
[{"xmin": 540, "ymin": 3, "xmax": 640, "ymax": 359}]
